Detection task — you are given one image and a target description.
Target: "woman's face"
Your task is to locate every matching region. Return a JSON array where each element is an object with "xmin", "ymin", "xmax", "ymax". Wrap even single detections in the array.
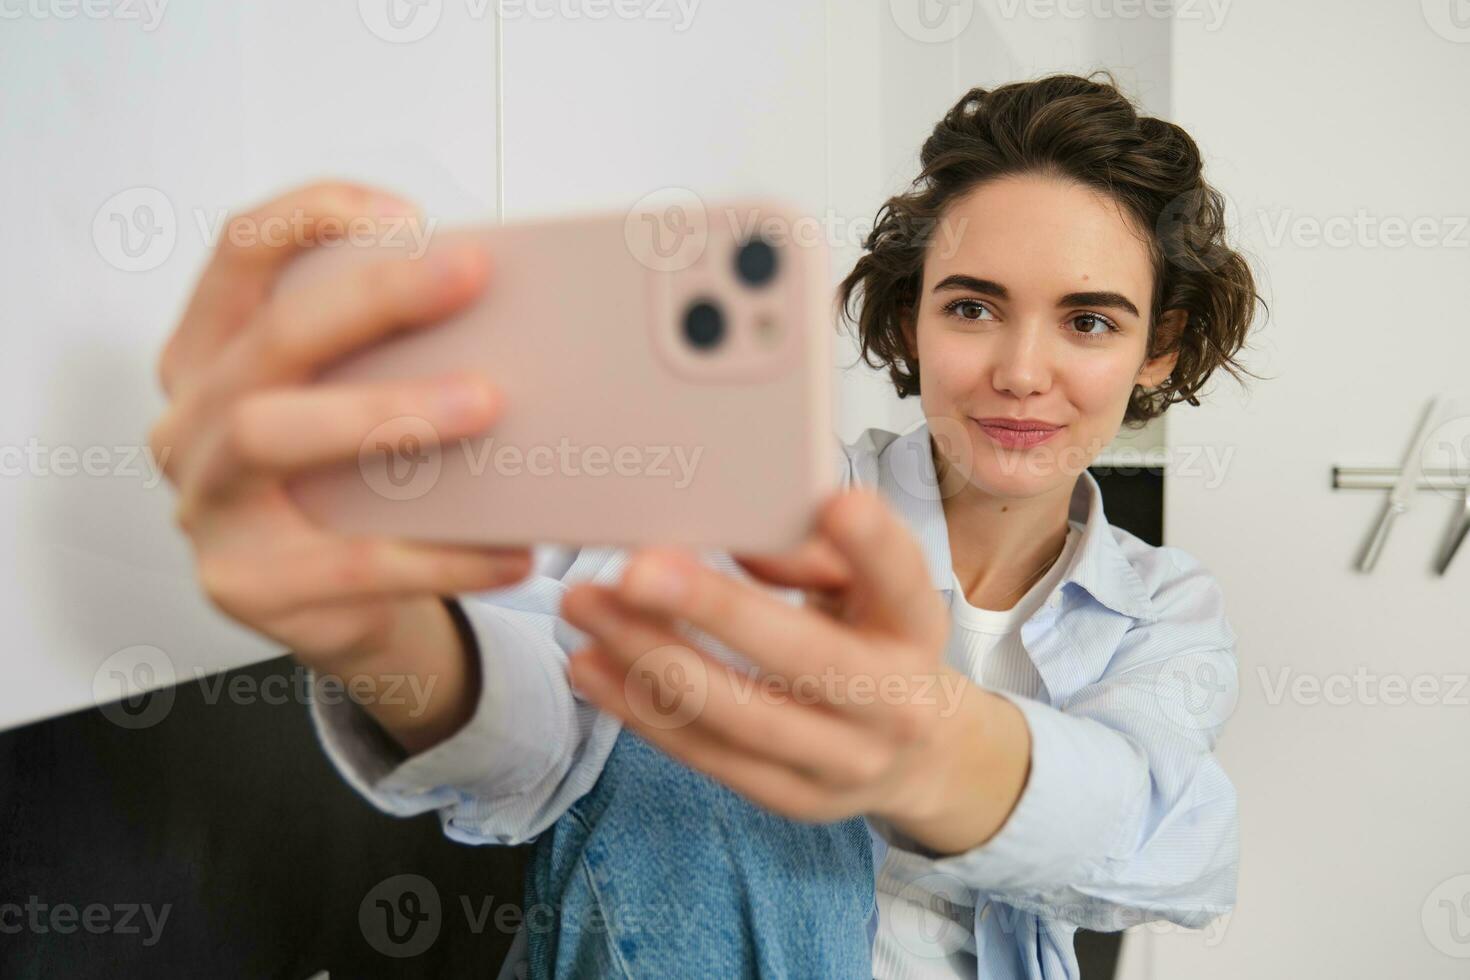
[{"xmin": 905, "ymin": 173, "xmax": 1179, "ymax": 499}]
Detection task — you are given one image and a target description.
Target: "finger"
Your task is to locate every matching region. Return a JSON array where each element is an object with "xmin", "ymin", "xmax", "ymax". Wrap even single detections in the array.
[
  {"xmin": 197, "ymin": 537, "xmax": 532, "ymax": 622},
  {"xmin": 731, "ymin": 534, "xmax": 853, "ymax": 591},
  {"xmin": 268, "ymin": 595, "xmax": 399, "ymax": 660},
  {"xmin": 175, "ymin": 372, "xmax": 502, "ymax": 510},
  {"xmin": 610, "ymin": 548, "xmax": 884, "ymax": 688},
  {"xmin": 163, "ymin": 181, "xmax": 421, "ymax": 395},
  {"xmin": 154, "ymin": 240, "xmax": 489, "ymax": 492},
  {"xmin": 818, "ymin": 487, "xmax": 948, "ymax": 647},
  {"xmin": 565, "ymin": 644, "xmax": 845, "ymax": 822},
  {"xmin": 191, "ymin": 238, "xmax": 490, "ymax": 408},
  {"xmin": 802, "ymin": 588, "xmax": 846, "ymax": 620},
  {"xmin": 562, "ymin": 584, "xmax": 897, "ymax": 770}
]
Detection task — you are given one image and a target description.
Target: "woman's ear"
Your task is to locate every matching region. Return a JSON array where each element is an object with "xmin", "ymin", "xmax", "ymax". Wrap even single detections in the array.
[
  {"xmin": 1136, "ymin": 308, "xmax": 1186, "ymax": 388},
  {"xmin": 900, "ymin": 308, "xmax": 918, "ymax": 364}
]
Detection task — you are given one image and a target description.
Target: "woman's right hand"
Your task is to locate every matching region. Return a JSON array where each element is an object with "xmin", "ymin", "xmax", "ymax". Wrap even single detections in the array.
[{"xmin": 148, "ymin": 181, "xmax": 534, "ymax": 752}]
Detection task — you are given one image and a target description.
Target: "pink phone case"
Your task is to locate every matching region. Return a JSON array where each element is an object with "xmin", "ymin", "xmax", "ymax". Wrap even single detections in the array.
[{"xmin": 278, "ymin": 197, "xmax": 835, "ymax": 553}]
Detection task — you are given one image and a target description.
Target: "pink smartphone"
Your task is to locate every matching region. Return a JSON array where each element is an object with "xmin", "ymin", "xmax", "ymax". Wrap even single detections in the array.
[{"xmin": 278, "ymin": 196, "xmax": 835, "ymax": 553}]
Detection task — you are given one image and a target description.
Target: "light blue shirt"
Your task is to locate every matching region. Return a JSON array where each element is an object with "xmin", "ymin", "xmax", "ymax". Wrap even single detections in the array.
[{"xmin": 311, "ymin": 419, "xmax": 1240, "ymax": 980}]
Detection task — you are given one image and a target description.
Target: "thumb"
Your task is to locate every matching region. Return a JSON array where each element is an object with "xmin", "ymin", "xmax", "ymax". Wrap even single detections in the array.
[
  {"xmin": 817, "ymin": 487, "xmax": 947, "ymax": 648},
  {"xmin": 731, "ymin": 535, "xmax": 852, "ymax": 592}
]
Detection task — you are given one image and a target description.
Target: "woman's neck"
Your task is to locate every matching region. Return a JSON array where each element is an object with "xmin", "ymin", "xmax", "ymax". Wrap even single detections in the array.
[{"xmin": 935, "ymin": 439, "xmax": 1077, "ymax": 612}]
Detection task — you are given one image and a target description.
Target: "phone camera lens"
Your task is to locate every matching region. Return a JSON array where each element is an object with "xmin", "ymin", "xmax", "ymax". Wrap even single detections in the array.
[
  {"xmin": 682, "ymin": 299, "xmax": 725, "ymax": 351},
  {"xmin": 734, "ymin": 237, "xmax": 778, "ymax": 288}
]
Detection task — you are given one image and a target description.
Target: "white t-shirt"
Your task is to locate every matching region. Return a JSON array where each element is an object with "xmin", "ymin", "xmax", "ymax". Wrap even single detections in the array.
[{"xmin": 872, "ymin": 521, "xmax": 1084, "ymax": 980}]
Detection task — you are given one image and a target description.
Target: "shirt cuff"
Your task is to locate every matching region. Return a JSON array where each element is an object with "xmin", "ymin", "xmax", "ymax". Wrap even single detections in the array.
[
  {"xmin": 878, "ymin": 689, "xmax": 1149, "ymax": 896},
  {"xmin": 308, "ymin": 597, "xmax": 569, "ymax": 818}
]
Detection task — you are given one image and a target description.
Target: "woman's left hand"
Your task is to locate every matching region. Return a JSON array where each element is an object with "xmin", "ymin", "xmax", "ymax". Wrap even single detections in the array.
[{"xmin": 560, "ymin": 486, "xmax": 1025, "ymax": 844}]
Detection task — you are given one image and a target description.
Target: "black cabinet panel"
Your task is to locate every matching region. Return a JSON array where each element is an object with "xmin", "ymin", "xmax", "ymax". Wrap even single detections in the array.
[{"xmin": 0, "ymin": 656, "xmax": 527, "ymax": 979}]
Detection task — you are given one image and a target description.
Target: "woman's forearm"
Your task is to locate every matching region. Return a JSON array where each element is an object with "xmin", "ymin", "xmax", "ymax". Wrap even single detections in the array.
[{"xmin": 884, "ymin": 670, "xmax": 1032, "ymax": 856}]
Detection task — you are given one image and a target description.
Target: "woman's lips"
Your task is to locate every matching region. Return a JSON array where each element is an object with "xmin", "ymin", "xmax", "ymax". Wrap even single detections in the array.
[{"xmin": 972, "ymin": 418, "xmax": 1064, "ymax": 449}]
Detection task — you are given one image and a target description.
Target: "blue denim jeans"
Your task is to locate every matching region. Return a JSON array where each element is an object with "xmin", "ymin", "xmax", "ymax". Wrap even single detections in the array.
[{"xmin": 524, "ymin": 727, "xmax": 876, "ymax": 978}]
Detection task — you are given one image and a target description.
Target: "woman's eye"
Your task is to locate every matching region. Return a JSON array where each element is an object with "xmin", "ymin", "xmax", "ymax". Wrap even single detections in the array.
[
  {"xmin": 1070, "ymin": 313, "xmax": 1115, "ymax": 336},
  {"xmin": 946, "ymin": 299, "xmax": 992, "ymax": 321}
]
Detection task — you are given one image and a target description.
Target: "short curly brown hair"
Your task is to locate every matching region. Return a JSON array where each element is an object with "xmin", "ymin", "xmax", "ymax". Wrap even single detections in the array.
[{"xmin": 836, "ymin": 72, "xmax": 1263, "ymax": 428}]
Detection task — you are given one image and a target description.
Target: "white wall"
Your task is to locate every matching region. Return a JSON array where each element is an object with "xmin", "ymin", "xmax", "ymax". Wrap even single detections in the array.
[
  {"xmin": 1130, "ymin": 1, "xmax": 1470, "ymax": 976},
  {"xmin": 1, "ymin": 4, "xmax": 504, "ymax": 730}
]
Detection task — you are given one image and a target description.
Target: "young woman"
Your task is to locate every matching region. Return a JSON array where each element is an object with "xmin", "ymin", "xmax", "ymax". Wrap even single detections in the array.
[{"xmin": 151, "ymin": 73, "xmax": 1258, "ymax": 978}]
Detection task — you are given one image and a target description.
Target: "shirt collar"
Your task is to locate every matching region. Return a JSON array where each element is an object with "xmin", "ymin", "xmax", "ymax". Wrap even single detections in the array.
[{"xmin": 874, "ymin": 420, "xmax": 1157, "ymax": 624}]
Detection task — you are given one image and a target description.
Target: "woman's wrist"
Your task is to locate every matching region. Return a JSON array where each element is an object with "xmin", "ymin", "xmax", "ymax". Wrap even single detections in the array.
[
  {"xmin": 318, "ymin": 594, "xmax": 483, "ymax": 758},
  {"xmin": 877, "ymin": 673, "xmax": 1032, "ymax": 856}
]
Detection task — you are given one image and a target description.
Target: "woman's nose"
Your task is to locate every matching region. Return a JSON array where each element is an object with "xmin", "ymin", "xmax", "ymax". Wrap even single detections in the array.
[{"xmin": 990, "ymin": 323, "xmax": 1052, "ymax": 399}]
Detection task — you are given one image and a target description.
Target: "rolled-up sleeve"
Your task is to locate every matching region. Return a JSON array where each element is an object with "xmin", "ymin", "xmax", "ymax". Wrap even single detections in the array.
[
  {"xmin": 873, "ymin": 550, "xmax": 1240, "ymax": 934},
  {"xmin": 308, "ymin": 544, "xmax": 627, "ymax": 847}
]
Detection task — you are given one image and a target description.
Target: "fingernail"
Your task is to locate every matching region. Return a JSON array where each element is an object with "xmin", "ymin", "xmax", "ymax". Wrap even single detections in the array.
[
  {"xmin": 432, "ymin": 245, "xmax": 485, "ymax": 286},
  {"xmin": 434, "ymin": 376, "xmax": 494, "ymax": 422},
  {"xmin": 624, "ymin": 554, "xmax": 687, "ymax": 608}
]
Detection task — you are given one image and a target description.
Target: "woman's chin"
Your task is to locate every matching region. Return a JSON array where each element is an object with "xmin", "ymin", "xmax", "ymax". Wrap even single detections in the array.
[{"xmin": 963, "ymin": 447, "xmax": 1093, "ymax": 499}]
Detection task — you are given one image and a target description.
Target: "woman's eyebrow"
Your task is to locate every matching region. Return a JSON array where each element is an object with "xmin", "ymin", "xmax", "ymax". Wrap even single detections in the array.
[
  {"xmin": 932, "ymin": 274, "xmax": 1008, "ymax": 298},
  {"xmin": 1058, "ymin": 290, "xmax": 1140, "ymax": 317},
  {"xmin": 932, "ymin": 276, "xmax": 1141, "ymax": 318}
]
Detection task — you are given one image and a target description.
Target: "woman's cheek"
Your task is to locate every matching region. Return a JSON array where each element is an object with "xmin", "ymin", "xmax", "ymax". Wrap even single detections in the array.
[
  {"xmin": 1059, "ymin": 363, "xmax": 1135, "ymax": 455},
  {"xmin": 920, "ymin": 333, "xmax": 983, "ymax": 401}
]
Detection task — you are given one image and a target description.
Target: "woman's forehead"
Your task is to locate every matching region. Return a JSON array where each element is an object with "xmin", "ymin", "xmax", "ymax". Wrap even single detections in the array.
[{"xmin": 924, "ymin": 176, "xmax": 1155, "ymax": 302}]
